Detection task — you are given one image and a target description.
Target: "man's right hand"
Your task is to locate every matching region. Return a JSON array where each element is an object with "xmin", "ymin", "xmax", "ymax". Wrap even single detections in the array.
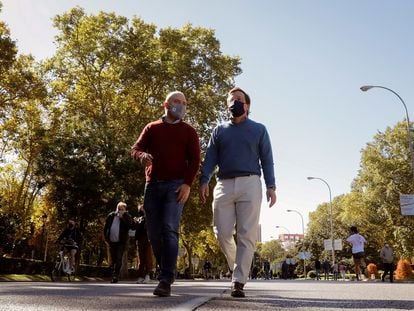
[
  {"xmin": 140, "ymin": 152, "xmax": 153, "ymax": 167},
  {"xmin": 199, "ymin": 183, "xmax": 209, "ymax": 204}
]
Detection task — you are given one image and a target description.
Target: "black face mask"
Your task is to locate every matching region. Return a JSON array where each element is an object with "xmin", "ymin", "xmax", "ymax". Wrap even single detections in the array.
[
  {"xmin": 229, "ymin": 100, "xmax": 245, "ymax": 118},
  {"xmin": 68, "ymin": 224, "xmax": 74, "ymax": 229}
]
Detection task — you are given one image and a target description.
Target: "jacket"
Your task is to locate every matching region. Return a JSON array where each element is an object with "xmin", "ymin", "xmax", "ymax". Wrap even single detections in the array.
[
  {"xmin": 103, "ymin": 212, "xmax": 132, "ymax": 244},
  {"xmin": 380, "ymin": 246, "xmax": 394, "ymax": 263}
]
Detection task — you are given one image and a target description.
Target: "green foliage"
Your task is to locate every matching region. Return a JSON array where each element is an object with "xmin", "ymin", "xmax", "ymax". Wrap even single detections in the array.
[
  {"xmin": 3, "ymin": 5, "xmax": 414, "ymax": 270},
  {"xmin": 0, "ymin": 18, "xmax": 48, "ymax": 243},
  {"xmin": 259, "ymin": 239, "xmax": 286, "ymax": 263},
  {"xmin": 32, "ymin": 7, "xmax": 239, "ymax": 226},
  {"xmin": 0, "ymin": 212, "xmax": 21, "ymax": 254},
  {"xmin": 0, "ymin": 22, "xmax": 16, "ymax": 76},
  {"xmin": 306, "ymin": 121, "xmax": 414, "ymax": 264},
  {"xmin": 351, "ymin": 122, "xmax": 414, "ymax": 259},
  {"xmin": 0, "ymin": 6, "xmax": 241, "ymax": 265},
  {"xmin": 5, "ymin": 7, "xmax": 238, "ymax": 262}
]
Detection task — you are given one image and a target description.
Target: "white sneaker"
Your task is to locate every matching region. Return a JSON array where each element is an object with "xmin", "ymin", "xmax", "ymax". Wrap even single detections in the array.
[
  {"xmin": 144, "ymin": 274, "xmax": 150, "ymax": 283},
  {"xmin": 136, "ymin": 277, "xmax": 145, "ymax": 284}
]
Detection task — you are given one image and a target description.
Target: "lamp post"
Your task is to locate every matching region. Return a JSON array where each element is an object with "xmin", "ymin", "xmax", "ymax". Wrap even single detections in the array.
[
  {"xmin": 360, "ymin": 85, "xmax": 414, "ymax": 178},
  {"xmin": 41, "ymin": 213, "xmax": 48, "ymax": 262},
  {"xmin": 307, "ymin": 176, "xmax": 335, "ymax": 266},
  {"xmin": 275, "ymin": 225, "xmax": 291, "ymax": 234},
  {"xmin": 286, "ymin": 209, "xmax": 306, "ymax": 279},
  {"xmin": 275, "ymin": 225, "xmax": 291, "ymax": 249}
]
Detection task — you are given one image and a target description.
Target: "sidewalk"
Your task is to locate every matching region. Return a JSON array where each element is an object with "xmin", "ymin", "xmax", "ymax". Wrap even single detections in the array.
[{"xmin": 0, "ymin": 274, "xmax": 106, "ymax": 282}]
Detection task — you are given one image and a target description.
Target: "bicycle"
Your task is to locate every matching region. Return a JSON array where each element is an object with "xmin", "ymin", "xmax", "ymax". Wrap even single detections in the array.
[{"xmin": 50, "ymin": 249, "xmax": 76, "ymax": 281}]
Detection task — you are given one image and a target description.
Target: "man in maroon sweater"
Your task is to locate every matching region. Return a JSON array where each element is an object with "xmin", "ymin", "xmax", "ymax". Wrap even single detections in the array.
[{"xmin": 131, "ymin": 91, "xmax": 200, "ymax": 297}]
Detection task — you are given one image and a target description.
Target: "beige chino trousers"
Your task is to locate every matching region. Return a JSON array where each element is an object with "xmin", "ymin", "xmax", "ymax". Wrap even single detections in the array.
[{"xmin": 212, "ymin": 175, "xmax": 262, "ymax": 284}]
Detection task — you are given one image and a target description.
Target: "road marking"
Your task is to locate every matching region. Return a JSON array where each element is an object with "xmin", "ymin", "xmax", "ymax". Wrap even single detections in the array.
[{"xmin": 170, "ymin": 296, "xmax": 212, "ymax": 311}]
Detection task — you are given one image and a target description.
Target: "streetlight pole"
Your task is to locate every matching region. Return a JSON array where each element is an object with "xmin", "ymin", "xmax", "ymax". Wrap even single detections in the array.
[
  {"xmin": 286, "ymin": 209, "xmax": 306, "ymax": 279},
  {"xmin": 360, "ymin": 85, "xmax": 414, "ymax": 178},
  {"xmin": 275, "ymin": 225, "xmax": 291, "ymax": 249},
  {"xmin": 275, "ymin": 225, "xmax": 291, "ymax": 234},
  {"xmin": 41, "ymin": 213, "xmax": 48, "ymax": 262},
  {"xmin": 307, "ymin": 176, "xmax": 335, "ymax": 266}
]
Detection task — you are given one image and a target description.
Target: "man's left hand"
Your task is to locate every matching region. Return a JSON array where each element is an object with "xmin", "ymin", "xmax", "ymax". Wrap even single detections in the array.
[
  {"xmin": 176, "ymin": 184, "xmax": 191, "ymax": 204},
  {"xmin": 266, "ymin": 188, "xmax": 277, "ymax": 207}
]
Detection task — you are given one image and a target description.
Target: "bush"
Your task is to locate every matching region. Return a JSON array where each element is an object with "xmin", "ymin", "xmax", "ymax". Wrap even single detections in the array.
[
  {"xmin": 367, "ymin": 263, "xmax": 379, "ymax": 278},
  {"xmin": 0, "ymin": 257, "xmax": 49, "ymax": 274},
  {"xmin": 307, "ymin": 270, "xmax": 316, "ymax": 279},
  {"xmin": 0, "ymin": 257, "xmax": 139, "ymax": 279},
  {"xmin": 395, "ymin": 259, "xmax": 414, "ymax": 280}
]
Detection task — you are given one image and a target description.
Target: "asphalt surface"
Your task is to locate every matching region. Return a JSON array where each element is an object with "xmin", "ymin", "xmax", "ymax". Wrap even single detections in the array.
[{"xmin": 0, "ymin": 279, "xmax": 413, "ymax": 310}]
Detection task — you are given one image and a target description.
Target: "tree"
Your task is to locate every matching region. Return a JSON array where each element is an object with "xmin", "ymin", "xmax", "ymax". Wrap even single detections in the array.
[
  {"xmin": 0, "ymin": 3, "xmax": 17, "ymax": 82},
  {"xmin": 259, "ymin": 239, "xmax": 286, "ymax": 263},
  {"xmin": 350, "ymin": 122, "xmax": 414, "ymax": 259},
  {"xmin": 0, "ymin": 11, "xmax": 48, "ymax": 250},
  {"xmin": 306, "ymin": 121, "xmax": 414, "ymax": 263},
  {"xmin": 34, "ymin": 7, "xmax": 241, "ymax": 262}
]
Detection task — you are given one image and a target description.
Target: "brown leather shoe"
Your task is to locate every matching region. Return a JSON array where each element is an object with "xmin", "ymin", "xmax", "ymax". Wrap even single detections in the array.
[{"xmin": 231, "ymin": 281, "xmax": 245, "ymax": 298}]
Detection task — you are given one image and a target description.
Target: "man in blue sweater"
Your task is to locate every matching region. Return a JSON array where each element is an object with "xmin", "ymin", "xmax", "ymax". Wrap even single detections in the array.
[{"xmin": 199, "ymin": 87, "xmax": 277, "ymax": 298}]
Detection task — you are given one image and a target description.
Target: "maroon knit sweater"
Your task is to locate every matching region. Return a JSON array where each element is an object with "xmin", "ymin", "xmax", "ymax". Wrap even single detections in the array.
[{"xmin": 131, "ymin": 119, "xmax": 200, "ymax": 186}]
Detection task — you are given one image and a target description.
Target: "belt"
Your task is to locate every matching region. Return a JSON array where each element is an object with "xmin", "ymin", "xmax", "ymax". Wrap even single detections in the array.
[{"xmin": 219, "ymin": 174, "xmax": 254, "ymax": 180}]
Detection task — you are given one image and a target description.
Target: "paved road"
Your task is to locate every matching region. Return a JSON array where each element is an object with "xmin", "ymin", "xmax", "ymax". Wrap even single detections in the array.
[{"xmin": 0, "ymin": 279, "xmax": 413, "ymax": 310}]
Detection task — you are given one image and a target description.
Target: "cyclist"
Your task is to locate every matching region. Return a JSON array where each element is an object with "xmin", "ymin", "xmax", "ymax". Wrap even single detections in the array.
[{"xmin": 56, "ymin": 220, "xmax": 82, "ymax": 272}]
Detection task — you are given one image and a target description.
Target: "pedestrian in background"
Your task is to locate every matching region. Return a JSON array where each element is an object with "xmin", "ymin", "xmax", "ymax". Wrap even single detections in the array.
[
  {"xmin": 338, "ymin": 261, "xmax": 346, "ymax": 281},
  {"xmin": 131, "ymin": 91, "xmax": 200, "ymax": 297},
  {"xmin": 281, "ymin": 260, "xmax": 288, "ymax": 279},
  {"xmin": 103, "ymin": 202, "xmax": 132, "ymax": 283},
  {"xmin": 133, "ymin": 204, "xmax": 153, "ymax": 284},
  {"xmin": 199, "ymin": 87, "xmax": 277, "ymax": 298},
  {"xmin": 314, "ymin": 259, "xmax": 321, "ymax": 280},
  {"xmin": 346, "ymin": 226, "xmax": 367, "ymax": 281},
  {"xmin": 380, "ymin": 242, "xmax": 394, "ymax": 283},
  {"xmin": 332, "ymin": 262, "xmax": 339, "ymax": 281},
  {"xmin": 322, "ymin": 259, "xmax": 331, "ymax": 280}
]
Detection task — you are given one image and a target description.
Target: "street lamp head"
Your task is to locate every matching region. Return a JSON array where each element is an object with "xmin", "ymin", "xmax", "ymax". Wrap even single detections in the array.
[
  {"xmin": 286, "ymin": 209, "xmax": 292, "ymax": 212},
  {"xmin": 360, "ymin": 85, "xmax": 374, "ymax": 92},
  {"xmin": 307, "ymin": 176, "xmax": 315, "ymax": 180}
]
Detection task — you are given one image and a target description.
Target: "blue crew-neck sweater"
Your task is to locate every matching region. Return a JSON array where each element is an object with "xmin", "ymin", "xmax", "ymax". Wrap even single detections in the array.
[{"xmin": 200, "ymin": 118, "xmax": 276, "ymax": 188}]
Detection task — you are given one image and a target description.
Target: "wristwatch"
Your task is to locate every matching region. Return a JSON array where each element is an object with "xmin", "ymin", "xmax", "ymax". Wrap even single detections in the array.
[{"xmin": 267, "ymin": 185, "xmax": 276, "ymax": 191}]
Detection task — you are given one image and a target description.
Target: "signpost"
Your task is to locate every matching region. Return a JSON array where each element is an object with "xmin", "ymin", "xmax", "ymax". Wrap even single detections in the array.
[
  {"xmin": 324, "ymin": 239, "xmax": 343, "ymax": 251},
  {"xmin": 400, "ymin": 194, "xmax": 414, "ymax": 215}
]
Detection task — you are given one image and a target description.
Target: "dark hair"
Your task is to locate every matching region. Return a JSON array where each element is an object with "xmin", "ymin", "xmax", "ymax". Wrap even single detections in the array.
[
  {"xmin": 228, "ymin": 87, "xmax": 251, "ymax": 106},
  {"xmin": 350, "ymin": 226, "xmax": 358, "ymax": 234}
]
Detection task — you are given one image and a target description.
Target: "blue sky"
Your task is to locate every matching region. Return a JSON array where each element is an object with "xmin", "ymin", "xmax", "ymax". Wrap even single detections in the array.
[{"xmin": 2, "ymin": 0, "xmax": 414, "ymax": 242}]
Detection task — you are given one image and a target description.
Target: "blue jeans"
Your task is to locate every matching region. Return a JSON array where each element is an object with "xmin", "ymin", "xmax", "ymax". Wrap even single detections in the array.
[{"xmin": 144, "ymin": 179, "xmax": 184, "ymax": 284}]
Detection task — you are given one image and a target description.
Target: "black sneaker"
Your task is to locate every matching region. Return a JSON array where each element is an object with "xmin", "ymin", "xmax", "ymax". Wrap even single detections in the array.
[
  {"xmin": 153, "ymin": 281, "xmax": 171, "ymax": 297},
  {"xmin": 231, "ymin": 282, "xmax": 245, "ymax": 298},
  {"xmin": 110, "ymin": 277, "xmax": 118, "ymax": 284}
]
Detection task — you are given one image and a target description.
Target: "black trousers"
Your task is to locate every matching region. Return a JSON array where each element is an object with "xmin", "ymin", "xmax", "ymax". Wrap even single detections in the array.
[
  {"xmin": 109, "ymin": 241, "xmax": 126, "ymax": 278},
  {"xmin": 382, "ymin": 262, "xmax": 394, "ymax": 282}
]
